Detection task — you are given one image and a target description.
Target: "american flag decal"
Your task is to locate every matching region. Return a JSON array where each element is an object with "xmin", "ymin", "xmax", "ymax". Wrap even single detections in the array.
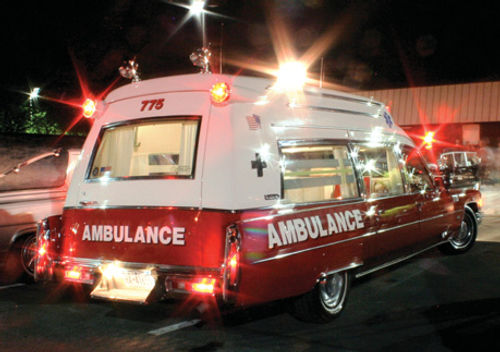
[{"xmin": 246, "ymin": 114, "xmax": 261, "ymax": 130}]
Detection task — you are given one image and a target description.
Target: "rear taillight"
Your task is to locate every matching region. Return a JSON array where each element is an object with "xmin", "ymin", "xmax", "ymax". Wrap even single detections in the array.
[
  {"xmin": 165, "ymin": 275, "xmax": 218, "ymax": 296},
  {"xmin": 34, "ymin": 215, "xmax": 62, "ymax": 281},
  {"xmin": 190, "ymin": 278, "xmax": 217, "ymax": 294},
  {"xmin": 65, "ymin": 266, "xmax": 82, "ymax": 280},
  {"xmin": 64, "ymin": 264, "xmax": 95, "ymax": 284},
  {"xmin": 224, "ymin": 225, "xmax": 241, "ymax": 294}
]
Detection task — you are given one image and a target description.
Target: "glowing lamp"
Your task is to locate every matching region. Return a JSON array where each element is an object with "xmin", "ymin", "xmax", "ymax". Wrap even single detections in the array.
[
  {"xmin": 276, "ymin": 61, "xmax": 307, "ymax": 91},
  {"xmin": 210, "ymin": 82, "xmax": 230, "ymax": 104},
  {"xmin": 423, "ymin": 131, "xmax": 435, "ymax": 149},
  {"xmin": 82, "ymin": 98, "xmax": 97, "ymax": 118},
  {"xmin": 30, "ymin": 87, "xmax": 40, "ymax": 100},
  {"xmin": 229, "ymin": 254, "xmax": 238, "ymax": 269},
  {"xmin": 65, "ymin": 266, "xmax": 82, "ymax": 280},
  {"xmin": 190, "ymin": 277, "xmax": 216, "ymax": 294},
  {"xmin": 38, "ymin": 243, "xmax": 47, "ymax": 257},
  {"xmin": 189, "ymin": 0, "xmax": 205, "ymax": 15}
]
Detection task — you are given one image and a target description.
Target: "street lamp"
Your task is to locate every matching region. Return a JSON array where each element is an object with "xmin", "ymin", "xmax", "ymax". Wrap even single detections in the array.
[
  {"xmin": 189, "ymin": 0, "xmax": 205, "ymax": 15},
  {"xmin": 29, "ymin": 87, "xmax": 40, "ymax": 119},
  {"xmin": 29, "ymin": 87, "xmax": 40, "ymax": 100}
]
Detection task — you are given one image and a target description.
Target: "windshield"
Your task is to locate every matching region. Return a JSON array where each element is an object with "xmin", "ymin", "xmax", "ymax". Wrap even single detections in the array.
[{"xmin": 88, "ymin": 117, "xmax": 200, "ymax": 180}]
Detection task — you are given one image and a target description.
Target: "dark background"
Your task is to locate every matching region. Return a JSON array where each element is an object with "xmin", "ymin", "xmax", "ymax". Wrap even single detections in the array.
[{"xmin": 1, "ymin": 0, "xmax": 499, "ymax": 134}]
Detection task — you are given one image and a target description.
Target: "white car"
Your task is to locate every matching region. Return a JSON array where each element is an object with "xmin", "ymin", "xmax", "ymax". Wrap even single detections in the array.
[{"xmin": 0, "ymin": 148, "xmax": 80, "ymax": 283}]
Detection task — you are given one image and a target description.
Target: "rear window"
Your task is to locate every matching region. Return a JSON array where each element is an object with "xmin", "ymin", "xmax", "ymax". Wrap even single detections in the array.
[{"xmin": 88, "ymin": 117, "xmax": 200, "ymax": 180}]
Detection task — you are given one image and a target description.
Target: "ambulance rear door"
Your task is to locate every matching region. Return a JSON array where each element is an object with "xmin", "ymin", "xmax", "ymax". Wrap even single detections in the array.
[{"xmin": 67, "ymin": 91, "xmax": 210, "ymax": 209}]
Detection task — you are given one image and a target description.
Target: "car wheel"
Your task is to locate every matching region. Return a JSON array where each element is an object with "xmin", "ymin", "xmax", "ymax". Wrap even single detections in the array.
[
  {"xmin": 19, "ymin": 234, "xmax": 37, "ymax": 279},
  {"xmin": 2, "ymin": 234, "xmax": 36, "ymax": 284},
  {"xmin": 289, "ymin": 271, "xmax": 350, "ymax": 323},
  {"xmin": 439, "ymin": 207, "xmax": 477, "ymax": 255}
]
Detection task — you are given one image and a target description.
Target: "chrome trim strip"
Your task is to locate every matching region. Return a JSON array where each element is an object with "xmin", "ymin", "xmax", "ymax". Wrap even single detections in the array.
[
  {"xmin": 355, "ymin": 240, "xmax": 449, "ymax": 278},
  {"xmin": 61, "ymin": 257, "xmax": 219, "ymax": 273},
  {"xmin": 252, "ymin": 232, "xmax": 375, "ymax": 264},
  {"xmin": 288, "ymin": 103, "xmax": 380, "ymax": 118},
  {"xmin": 304, "ymin": 90, "xmax": 384, "ymax": 106},
  {"xmin": 64, "ymin": 205, "xmax": 201, "ymax": 211},
  {"xmin": 321, "ymin": 262, "xmax": 363, "ymax": 278},
  {"xmin": 239, "ymin": 199, "xmax": 365, "ymax": 224},
  {"xmin": 376, "ymin": 211, "xmax": 459, "ymax": 234}
]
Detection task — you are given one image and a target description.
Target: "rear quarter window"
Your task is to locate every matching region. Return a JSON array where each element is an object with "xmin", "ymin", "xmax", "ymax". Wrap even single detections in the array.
[{"xmin": 280, "ymin": 142, "xmax": 359, "ymax": 203}]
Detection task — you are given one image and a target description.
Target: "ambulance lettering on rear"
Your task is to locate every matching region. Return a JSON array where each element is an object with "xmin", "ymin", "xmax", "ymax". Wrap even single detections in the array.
[
  {"xmin": 81, "ymin": 224, "xmax": 186, "ymax": 245},
  {"xmin": 267, "ymin": 209, "xmax": 364, "ymax": 249}
]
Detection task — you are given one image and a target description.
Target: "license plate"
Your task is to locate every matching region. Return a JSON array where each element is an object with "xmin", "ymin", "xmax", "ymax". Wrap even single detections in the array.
[
  {"xmin": 91, "ymin": 265, "xmax": 157, "ymax": 303},
  {"xmin": 122, "ymin": 270, "xmax": 155, "ymax": 290}
]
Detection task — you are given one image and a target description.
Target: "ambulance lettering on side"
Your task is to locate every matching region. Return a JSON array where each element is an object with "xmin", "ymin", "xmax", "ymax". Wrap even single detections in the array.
[{"xmin": 267, "ymin": 209, "xmax": 364, "ymax": 248}]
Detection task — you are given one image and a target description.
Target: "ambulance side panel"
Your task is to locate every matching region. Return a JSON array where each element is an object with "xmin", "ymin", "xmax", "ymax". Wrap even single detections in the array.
[
  {"xmin": 215, "ymin": 103, "xmax": 376, "ymax": 305},
  {"xmin": 235, "ymin": 202, "xmax": 369, "ymax": 306}
]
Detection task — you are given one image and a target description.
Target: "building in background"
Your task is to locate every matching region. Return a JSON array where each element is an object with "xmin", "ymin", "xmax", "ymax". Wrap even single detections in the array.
[{"xmin": 356, "ymin": 81, "xmax": 500, "ymax": 152}]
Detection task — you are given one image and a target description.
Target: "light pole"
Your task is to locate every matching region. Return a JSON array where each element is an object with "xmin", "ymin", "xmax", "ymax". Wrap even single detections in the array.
[{"xmin": 29, "ymin": 87, "xmax": 40, "ymax": 119}]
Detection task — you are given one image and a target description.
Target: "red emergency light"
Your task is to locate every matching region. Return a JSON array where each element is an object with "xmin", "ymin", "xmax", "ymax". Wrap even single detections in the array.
[
  {"xmin": 423, "ymin": 131, "xmax": 435, "ymax": 149},
  {"xmin": 210, "ymin": 82, "xmax": 230, "ymax": 104},
  {"xmin": 82, "ymin": 98, "xmax": 97, "ymax": 118}
]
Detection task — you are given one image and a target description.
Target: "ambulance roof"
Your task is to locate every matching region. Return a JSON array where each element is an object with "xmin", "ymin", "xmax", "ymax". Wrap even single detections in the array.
[{"xmin": 104, "ymin": 73, "xmax": 412, "ymax": 146}]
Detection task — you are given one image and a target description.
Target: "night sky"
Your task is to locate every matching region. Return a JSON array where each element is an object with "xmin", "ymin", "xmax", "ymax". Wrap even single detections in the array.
[{"xmin": 1, "ymin": 0, "xmax": 499, "ymax": 132}]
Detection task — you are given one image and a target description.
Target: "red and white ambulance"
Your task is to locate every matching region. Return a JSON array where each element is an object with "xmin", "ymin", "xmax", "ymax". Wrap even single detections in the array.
[{"xmin": 35, "ymin": 66, "xmax": 482, "ymax": 322}]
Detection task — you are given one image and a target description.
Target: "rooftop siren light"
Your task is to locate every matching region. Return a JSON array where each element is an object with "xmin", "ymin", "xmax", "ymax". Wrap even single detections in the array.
[
  {"xmin": 190, "ymin": 47, "xmax": 212, "ymax": 74},
  {"xmin": 210, "ymin": 82, "xmax": 230, "ymax": 104},
  {"xmin": 82, "ymin": 98, "xmax": 97, "ymax": 118},
  {"xmin": 275, "ymin": 61, "xmax": 307, "ymax": 91},
  {"xmin": 119, "ymin": 58, "xmax": 140, "ymax": 82}
]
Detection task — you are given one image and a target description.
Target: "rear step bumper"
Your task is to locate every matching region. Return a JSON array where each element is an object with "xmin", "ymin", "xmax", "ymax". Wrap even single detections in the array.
[{"xmin": 54, "ymin": 257, "xmax": 222, "ymax": 303}]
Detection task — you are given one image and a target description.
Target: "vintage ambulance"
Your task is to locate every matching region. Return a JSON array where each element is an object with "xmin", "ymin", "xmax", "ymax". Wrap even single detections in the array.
[{"xmin": 35, "ymin": 65, "xmax": 482, "ymax": 322}]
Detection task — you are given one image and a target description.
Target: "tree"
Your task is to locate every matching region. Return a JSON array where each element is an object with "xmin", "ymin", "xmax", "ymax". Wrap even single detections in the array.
[{"xmin": 0, "ymin": 99, "xmax": 62, "ymax": 135}]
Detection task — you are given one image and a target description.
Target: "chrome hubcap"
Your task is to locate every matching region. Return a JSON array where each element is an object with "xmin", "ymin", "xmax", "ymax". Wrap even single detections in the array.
[
  {"xmin": 319, "ymin": 273, "xmax": 345, "ymax": 312},
  {"xmin": 20, "ymin": 236, "xmax": 37, "ymax": 276},
  {"xmin": 451, "ymin": 216, "xmax": 473, "ymax": 249}
]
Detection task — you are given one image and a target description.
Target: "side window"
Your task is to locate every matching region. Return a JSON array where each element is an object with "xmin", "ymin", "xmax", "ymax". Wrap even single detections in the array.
[
  {"xmin": 455, "ymin": 152, "xmax": 466, "ymax": 167},
  {"xmin": 466, "ymin": 152, "xmax": 480, "ymax": 166},
  {"xmin": 440, "ymin": 154, "xmax": 454, "ymax": 169},
  {"xmin": 280, "ymin": 143, "xmax": 359, "ymax": 203},
  {"xmin": 354, "ymin": 145, "xmax": 404, "ymax": 198},
  {"xmin": 402, "ymin": 147, "xmax": 434, "ymax": 192}
]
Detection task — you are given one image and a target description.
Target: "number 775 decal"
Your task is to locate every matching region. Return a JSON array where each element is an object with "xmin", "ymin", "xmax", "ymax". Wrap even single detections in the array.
[{"xmin": 140, "ymin": 99, "xmax": 165, "ymax": 111}]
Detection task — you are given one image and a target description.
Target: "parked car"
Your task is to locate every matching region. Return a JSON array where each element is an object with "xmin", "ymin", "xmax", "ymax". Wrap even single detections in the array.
[
  {"xmin": 0, "ymin": 148, "xmax": 80, "ymax": 283},
  {"xmin": 437, "ymin": 150, "xmax": 481, "ymax": 187}
]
